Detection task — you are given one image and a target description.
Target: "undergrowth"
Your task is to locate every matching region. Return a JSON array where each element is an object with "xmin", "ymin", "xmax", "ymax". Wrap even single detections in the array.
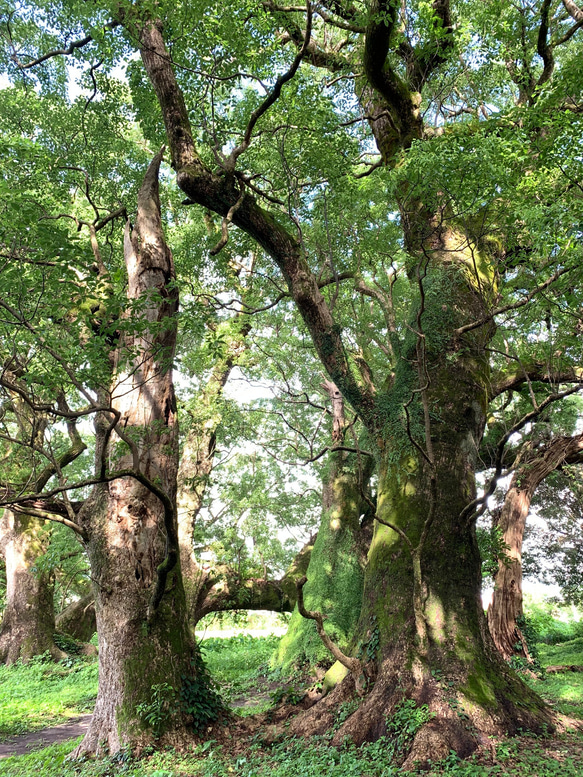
[
  {"xmin": 201, "ymin": 634, "xmax": 282, "ymax": 709},
  {"xmin": 2, "ymin": 730, "xmax": 583, "ymax": 777},
  {"xmin": 0, "ymin": 653, "xmax": 98, "ymax": 738},
  {"xmin": 1, "ymin": 634, "xmax": 583, "ymax": 776}
]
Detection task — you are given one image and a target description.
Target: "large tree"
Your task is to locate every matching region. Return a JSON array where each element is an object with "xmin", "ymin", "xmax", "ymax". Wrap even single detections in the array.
[
  {"xmin": 0, "ymin": 149, "xmax": 206, "ymax": 754},
  {"xmin": 2, "ymin": 0, "xmax": 583, "ymax": 764}
]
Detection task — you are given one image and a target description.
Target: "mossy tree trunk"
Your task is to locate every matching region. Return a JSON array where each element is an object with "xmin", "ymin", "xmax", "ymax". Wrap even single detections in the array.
[
  {"xmin": 71, "ymin": 152, "xmax": 199, "ymax": 757},
  {"xmin": 488, "ymin": 433, "xmax": 583, "ymax": 659},
  {"xmin": 135, "ymin": 9, "xmax": 556, "ymax": 762},
  {"xmin": 0, "ymin": 510, "xmax": 64, "ymax": 663},
  {"xmin": 55, "ymin": 593, "xmax": 96, "ymax": 643},
  {"xmin": 275, "ymin": 381, "xmax": 373, "ymax": 672},
  {"xmin": 288, "ymin": 219, "xmax": 553, "ymax": 764}
]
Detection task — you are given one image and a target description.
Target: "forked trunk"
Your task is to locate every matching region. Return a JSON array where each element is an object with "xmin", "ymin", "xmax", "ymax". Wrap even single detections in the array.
[
  {"xmin": 72, "ymin": 152, "xmax": 200, "ymax": 756},
  {"xmin": 0, "ymin": 510, "xmax": 64, "ymax": 663},
  {"xmin": 135, "ymin": 17, "xmax": 556, "ymax": 763}
]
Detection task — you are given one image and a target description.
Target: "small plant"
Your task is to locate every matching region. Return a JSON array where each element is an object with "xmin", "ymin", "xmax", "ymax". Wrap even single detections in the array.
[
  {"xmin": 180, "ymin": 647, "xmax": 225, "ymax": 734},
  {"xmin": 385, "ymin": 698, "xmax": 434, "ymax": 760},
  {"xmin": 53, "ymin": 632, "xmax": 83, "ymax": 655},
  {"xmin": 509, "ymin": 615, "xmax": 543, "ymax": 676},
  {"xmin": 269, "ymin": 685, "xmax": 303, "ymax": 706},
  {"xmin": 136, "ymin": 682, "xmax": 177, "ymax": 738},
  {"xmin": 334, "ymin": 698, "xmax": 360, "ymax": 726}
]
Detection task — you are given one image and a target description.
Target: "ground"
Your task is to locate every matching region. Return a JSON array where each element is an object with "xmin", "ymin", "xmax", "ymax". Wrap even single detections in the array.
[{"xmin": 2, "ymin": 630, "xmax": 583, "ymax": 776}]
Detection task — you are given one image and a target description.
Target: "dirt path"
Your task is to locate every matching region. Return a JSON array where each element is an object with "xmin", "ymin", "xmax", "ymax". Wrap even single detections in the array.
[{"xmin": 0, "ymin": 714, "xmax": 92, "ymax": 758}]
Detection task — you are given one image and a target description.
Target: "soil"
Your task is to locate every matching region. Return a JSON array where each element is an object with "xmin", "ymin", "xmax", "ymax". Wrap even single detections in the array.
[{"xmin": 0, "ymin": 715, "xmax": 92, "ymax": 758}]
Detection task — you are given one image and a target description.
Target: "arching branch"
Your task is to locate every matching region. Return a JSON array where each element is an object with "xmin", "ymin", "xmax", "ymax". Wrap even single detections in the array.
[
  {"xmin": 296, "ymin": 575, "xmax": 366, "ymax": 695},
  {"xmin": 15, "ymin": 21, "xmax": 120, "ymax": 70}
]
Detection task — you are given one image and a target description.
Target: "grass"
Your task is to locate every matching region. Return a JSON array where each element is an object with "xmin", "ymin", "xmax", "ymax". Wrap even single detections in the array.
[
  {"xmin": 539, "ymin": 637, "xmax": 583, "ymax": 667},
  {"xmin": 523, "ymin": 637, "xmax": 583, "ymax": 719},
  {"xmin": 2, "ymin": 730, "xmax": 583, "ymax": 777},
  {"xmin": 1, "ymin": 634, "xmax": 583, "ymax": 776},
  {"xmin": 201, "ymin": 633, "xmax": 287, "ymax": 715},
  {"xmin": 0, "ymin": 654, "xmax": 98, "ymax": 739}
]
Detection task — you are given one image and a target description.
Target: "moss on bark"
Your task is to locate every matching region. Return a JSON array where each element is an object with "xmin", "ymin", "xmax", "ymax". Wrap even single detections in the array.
[{"xmin": 274, "ymin": 451, "xmax": 368, "ymax": 672}]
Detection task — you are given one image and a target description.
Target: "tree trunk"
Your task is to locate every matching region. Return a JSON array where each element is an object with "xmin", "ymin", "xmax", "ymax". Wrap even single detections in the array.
[
  {"xmin": 275, "ymin": 382, "xmax": 372, "ymax": 672},
  {"xmin": 288, "ymin": 221, "xmax": 554, "ymax": 765},
  {"xmin": 488, "ymin": 433, "xmax": 583, "ymax": 659},
  {"xmin": 135, "ymin": 15, "xmax": 555, "ymax": 762},
  {"xmin": 71, "ymin": 151, "xmax": 201, "ymax": 757},
  {"xmin": 0, "ymin": 510, "xmax": 64, "ymax": 663},
  {"xmin": 55, "ymin": 593, "xmax": 96, "ymax": 643},
  {"xmin": 189, "ymin": 532, "xmax": 314, "ymax": 625}
]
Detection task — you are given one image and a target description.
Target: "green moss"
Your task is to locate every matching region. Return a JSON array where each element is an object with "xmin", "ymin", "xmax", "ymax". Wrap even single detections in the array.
[
  {"xmin": 274, "ymin": 465, "xmax": 364, "ymax": 671},
  {"xmin": 462, "ymin": 659, "xmax": 499, "ymax": 708},
  {"xmin": 117, "ymin": 610, "xmax": 193, "ymax": 740},
  {"xmin": 322, "ymin": 661, "xmax": 350, "ymax": 694}
]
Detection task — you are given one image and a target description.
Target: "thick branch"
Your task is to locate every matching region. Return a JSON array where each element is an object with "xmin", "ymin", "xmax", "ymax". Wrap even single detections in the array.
[
  {"xmin": 225, "ymin": 1, "xmax": 312, "ymax": 171},
  {"xmin": 363, "ymin": 1, "xmax": 410, "ymax": 117},
  {"xmin": 490, "ymin": 364, "xmax": 583, "ymax": 398},
  {"xmin": 11, "ymin": 503, "xmax": 88, "ymax": 540},
  {"xmin": 537, "ymin": 0, "xmax": 555, "ymax": 87},
  {"xmin": 137, "ymin": 19, "xmax": 378, "ymax": 429},
  {"xmin": 563, "ymin": 0, "xmax": 583, "ymax": 22}
]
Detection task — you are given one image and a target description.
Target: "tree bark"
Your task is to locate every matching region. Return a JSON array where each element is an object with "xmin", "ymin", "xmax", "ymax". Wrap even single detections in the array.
[
  {"xmin": 488, "ymin": 433, "xmax": 583, "ymax": 659},
  {"xmin": 0, "ymin": 510, "xmax": 64, "ymax": 663},
  {"xmin": 134, "ymin": 10, "xmax": 555, "ymax": 763},
  {"xmin": 287, "ymin": 219, "xmax": 553, "ymax": 765},
  {"xmin": 55, "ymin": 593, "xmax": 96, "ymax": 643},
  {"xmin": 187, "ymin": 531, "xmax": 314, "ymax": 625},
  {"xmin": 275, "ymin": 382, "xmax": 373, "ymax": 672},
  {"xmin": 71, "ymin": 151, "xmax": 199, "ymax": 757}
]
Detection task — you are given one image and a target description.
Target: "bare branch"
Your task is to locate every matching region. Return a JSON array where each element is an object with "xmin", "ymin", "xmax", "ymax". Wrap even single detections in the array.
[
  {"xmin": 225, "ymin": 1, "xmax": 313, "ymax": 172},
  {"xmin": 15, "ymin": 21, "xmax": 120, "ymax": 70},
  {"xmin": 460, "ymin": 383, "xmax": 583, "ymax": 525}
]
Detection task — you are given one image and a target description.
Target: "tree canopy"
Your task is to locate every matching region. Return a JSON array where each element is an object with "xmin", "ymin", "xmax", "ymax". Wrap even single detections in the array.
[{"xmin": 0, "ymin": 0, "xmax": 583, "ymax": 764}]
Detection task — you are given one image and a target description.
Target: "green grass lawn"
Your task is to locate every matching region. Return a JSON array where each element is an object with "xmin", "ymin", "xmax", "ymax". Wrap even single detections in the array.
[
  {"xmin": 1, "ymin": 635, "xmax": 583, "ymax": 777},
  {"xmin": 0, "ymin": 655, "xmax": 98, "ymax": 738}
]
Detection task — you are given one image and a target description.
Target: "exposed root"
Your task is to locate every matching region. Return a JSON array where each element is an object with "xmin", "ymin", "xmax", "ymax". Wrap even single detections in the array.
[{"xmin": 283, "ymin": 649, "xmax": 556, "ymax": 767}]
